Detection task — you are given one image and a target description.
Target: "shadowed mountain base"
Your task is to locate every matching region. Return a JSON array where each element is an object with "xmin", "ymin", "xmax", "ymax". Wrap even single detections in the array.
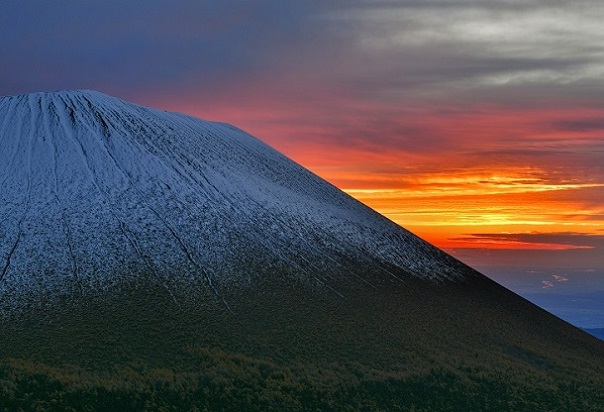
[{"xmin": 1, "ymin": 265, "xmax": 603, "ymax": 411}]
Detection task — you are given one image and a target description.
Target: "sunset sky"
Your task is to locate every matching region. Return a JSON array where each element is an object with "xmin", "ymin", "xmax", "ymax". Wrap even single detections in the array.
[{"xmin": 2, "ymin": 1, "xmax": 603, "ymax": 327}]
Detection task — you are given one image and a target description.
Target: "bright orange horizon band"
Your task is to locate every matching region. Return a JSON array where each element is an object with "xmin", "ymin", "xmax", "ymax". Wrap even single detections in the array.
[{"xmin": 343, "ymin": 183, "xmax": 602, "ymax": 251}]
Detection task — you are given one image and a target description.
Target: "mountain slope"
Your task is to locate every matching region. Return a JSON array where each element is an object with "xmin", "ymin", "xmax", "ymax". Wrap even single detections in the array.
[
  {"xmin": 1, "ymin": 90, "xmax": 603, "ymax": 411},
  {"xmin": 0, "ymin": 90, "xmax": 463, "ymax": 312}
]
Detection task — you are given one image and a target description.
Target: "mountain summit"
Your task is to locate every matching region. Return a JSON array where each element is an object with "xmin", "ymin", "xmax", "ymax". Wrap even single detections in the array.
[{"xmin": 1, "ymin": 90, "xmax": 603, "ymax": 411}]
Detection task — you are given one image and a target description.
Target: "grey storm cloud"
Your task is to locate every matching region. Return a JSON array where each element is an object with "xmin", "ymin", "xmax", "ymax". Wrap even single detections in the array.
[{"xmin": 316, "ymin": 0, "xmax": 604, "ymax": 103}]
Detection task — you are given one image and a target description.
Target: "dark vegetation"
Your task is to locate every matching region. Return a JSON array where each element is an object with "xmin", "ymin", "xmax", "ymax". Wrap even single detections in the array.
[{"xmin": 1, "ymin": 268, "xmax": 604, "ymax": 411}]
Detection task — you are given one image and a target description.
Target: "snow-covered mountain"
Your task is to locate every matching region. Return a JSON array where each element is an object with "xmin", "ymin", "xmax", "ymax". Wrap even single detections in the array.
[{"xmin": 0, "ymin": 90, "xmax": 468, "ymax": 311}]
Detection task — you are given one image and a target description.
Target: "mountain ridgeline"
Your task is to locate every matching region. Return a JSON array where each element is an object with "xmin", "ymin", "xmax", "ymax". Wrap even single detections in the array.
[{"xmin": 0, "ymin": 90, "xmax": 603, "ymax": 411}]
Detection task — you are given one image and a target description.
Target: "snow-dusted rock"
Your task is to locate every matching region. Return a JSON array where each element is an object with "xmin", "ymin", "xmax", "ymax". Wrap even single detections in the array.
[{"xmin": 0, "ymin": 90, "xmax": 467, "ymax": 310}]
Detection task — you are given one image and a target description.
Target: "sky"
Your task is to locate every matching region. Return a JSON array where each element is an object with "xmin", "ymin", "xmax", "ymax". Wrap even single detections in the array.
[{"xmin": 2, "ymin": 1, "xmax": 603, "ymax": 328}]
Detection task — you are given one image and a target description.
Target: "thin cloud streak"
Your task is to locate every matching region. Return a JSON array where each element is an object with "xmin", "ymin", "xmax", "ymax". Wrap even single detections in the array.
[{"xmin": 449, "ymin": 232, "xmax": 604, "ymax": 250}]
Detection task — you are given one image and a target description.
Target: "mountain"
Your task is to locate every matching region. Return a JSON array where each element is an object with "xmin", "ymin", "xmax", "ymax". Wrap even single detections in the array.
[
  {"xmin": 1, "ymin": 90, "xmax": 603, "ymax": 411},
  {"xmin": 0, "ymin": 90, "xmax": 463, "ymax": 309}
]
